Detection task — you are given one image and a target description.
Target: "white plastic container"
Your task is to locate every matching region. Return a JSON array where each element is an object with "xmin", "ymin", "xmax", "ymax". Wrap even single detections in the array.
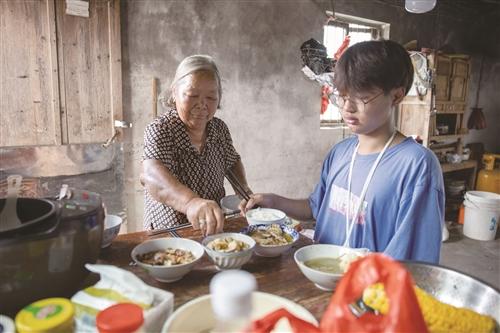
[
  {"xmin": 0, "ymin": 315, "xmax": 15, "ymax": 333},
  {"xmin": 210, "ymin": 270, "xmax": 256, "ymax": 332},
  {"xmin": 463, "ymin": 191, "xmax": 500, "ymax": 241}
]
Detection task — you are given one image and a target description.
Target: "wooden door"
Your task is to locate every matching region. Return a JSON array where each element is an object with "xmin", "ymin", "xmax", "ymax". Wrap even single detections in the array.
[
  {"xmin": 0, "ymin": 0, "xmax": 61, "ymax": 146},
  {"xmin": 55, "ymin": 0, "xmax": 122, "ymax": 144},
  {"xmin": 449, "ymin": 59, "xmax": 469, "ymax": 102},
  {"xmin": 435, "ymin": 55, "xmax": 451, "ymax": 101},
  {"xmin": 0, "ymin": 0, "xmax": 122, "ymax": 147}
]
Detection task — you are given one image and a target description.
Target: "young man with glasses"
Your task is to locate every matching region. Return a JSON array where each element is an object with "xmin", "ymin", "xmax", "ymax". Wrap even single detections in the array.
[{"xmin": 241, "ymin": 40, "xmax": 444, "ymax": 263}]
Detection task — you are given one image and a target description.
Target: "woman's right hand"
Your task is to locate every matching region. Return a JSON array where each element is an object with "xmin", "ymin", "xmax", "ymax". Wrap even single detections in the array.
[
  {"xmin": 238, "ymin": 193, "xmax": 275, "ymax": 215},
  {"xmin": 185, "ymin": 198, "xmax": 224, "ymax": 236}
]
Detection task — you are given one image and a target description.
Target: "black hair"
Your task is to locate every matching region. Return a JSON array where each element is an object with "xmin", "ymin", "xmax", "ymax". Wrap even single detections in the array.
[{"xmin": 334, "ymin": 40, "xmax": 414, "ymax": 95}]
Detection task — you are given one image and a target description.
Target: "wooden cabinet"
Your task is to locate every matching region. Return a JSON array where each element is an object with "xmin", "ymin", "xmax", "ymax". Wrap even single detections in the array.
[
  {"xmin": 0, "ymin": 0, "xmax": 122, "ymax": 147},
  {"xmin": 398, "ymin": 52, "xmax": 471, "ymax": 148},
  {"xmin": 0, "ymin": 0, "xmax": 61, "ymax": 146},
  {"xmin": 398, "ymin": 52, "xmax": 476, "ymax": 221},
  {"xmin": 434, "ymin": 55, "xmax": 451, "ymax": 101}
]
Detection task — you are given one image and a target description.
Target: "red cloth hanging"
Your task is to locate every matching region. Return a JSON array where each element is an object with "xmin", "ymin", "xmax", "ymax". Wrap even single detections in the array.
[{"xmin": 321, "ymin": 85, "xmax": 333, "ymax": 114}]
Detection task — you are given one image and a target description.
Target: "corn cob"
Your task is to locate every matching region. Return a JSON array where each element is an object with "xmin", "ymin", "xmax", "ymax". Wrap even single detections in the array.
[
  {"xmin": 362, "ymin": 282, "xmax": 389, "ymax": 315},
  {"xmin": 361, "ymin": 283, "xmax": 496, "ymax": 332}
]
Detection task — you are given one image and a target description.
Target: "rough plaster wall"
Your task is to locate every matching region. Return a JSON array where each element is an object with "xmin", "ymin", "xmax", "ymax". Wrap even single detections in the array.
[
  {"xmin": 121, "ymin": 0, "xmax": 500, "ymax": 231},
  {"xmin": 121, "ymin": 0, "xmax": 342, "ymax": 231}
]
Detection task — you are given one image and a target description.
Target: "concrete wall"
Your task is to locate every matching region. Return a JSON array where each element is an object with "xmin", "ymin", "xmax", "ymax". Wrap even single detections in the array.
[{"xmin": 121, "ymin": 0, "xmax": 500, "ymax": 232}]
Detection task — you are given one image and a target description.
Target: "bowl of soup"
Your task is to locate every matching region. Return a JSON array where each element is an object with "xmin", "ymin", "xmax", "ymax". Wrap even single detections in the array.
[
  {"xmin": 245, "ymin": 208, "xmax": 286, "ymax": 225},
  {"xmin": 294, "ymin": 244, "xmax": 369, "ymax": 291}
]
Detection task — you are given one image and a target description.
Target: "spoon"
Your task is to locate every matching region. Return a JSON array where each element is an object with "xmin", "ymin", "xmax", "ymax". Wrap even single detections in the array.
[{"xmin": 0, "ymin": 175, "xmax": 22, "ymax": 232}]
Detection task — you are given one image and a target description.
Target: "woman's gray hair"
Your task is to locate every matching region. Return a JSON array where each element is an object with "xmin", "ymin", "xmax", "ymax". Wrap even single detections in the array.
[{"xmin": 159, "ymin": 55, "xmax": 222, "ymax": 109}]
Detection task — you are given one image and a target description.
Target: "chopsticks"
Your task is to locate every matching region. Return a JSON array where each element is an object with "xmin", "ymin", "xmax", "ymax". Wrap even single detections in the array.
[
  {"xmin": 225, "ymin": 169, "xmax": 252, "ymax": 202},
  {"xmin": 147, "ymin": 211, "xmax": 241, "ymax": 237}
]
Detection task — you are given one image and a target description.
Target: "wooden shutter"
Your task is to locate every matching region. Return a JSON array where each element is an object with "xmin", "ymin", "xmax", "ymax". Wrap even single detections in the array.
[
  {"xmin": 0, "ymin": 0, "xmax": 61, "ymax": 146},
  {"xmin": 55, "ymin": 0, "xmax": 122, "ymax": 144}
]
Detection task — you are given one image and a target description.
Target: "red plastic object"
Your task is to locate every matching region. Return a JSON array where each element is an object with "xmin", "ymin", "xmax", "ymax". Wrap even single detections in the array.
[
  {"xmin": 249, "ymin": 254, "xmax": 428, "ymax": 333},
  {"xmin": 96, "ymin": 303, "xmax": 144, "ymax": 333},
  {"xmin": 458, "ymin": 204, "xmax": 465, "ymax": 224}
]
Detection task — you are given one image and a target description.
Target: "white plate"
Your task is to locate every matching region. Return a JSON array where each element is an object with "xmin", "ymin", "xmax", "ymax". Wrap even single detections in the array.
[{"xmin": 162, "ymin": 291, "xmax": 318, "ymax": 332}]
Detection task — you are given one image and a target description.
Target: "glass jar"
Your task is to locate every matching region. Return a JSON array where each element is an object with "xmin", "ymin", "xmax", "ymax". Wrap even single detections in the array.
[{"xmin": 15, "ymin": 298, "xmax": 75, "ymax": 333}]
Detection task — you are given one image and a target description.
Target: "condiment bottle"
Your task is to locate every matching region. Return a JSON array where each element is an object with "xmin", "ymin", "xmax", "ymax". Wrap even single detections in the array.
[
  {"xmin": 0, "ymin": 314, "xmax": 15, "ymax": 333},
  {"xmin": 15, "ymin": 298, "xmax": 75, "ymax": 333},
  {"xmin": 210, "ymin": 270, "xmax": 257, "ymax": 333},
  {"xmin": 96, "ymin": 303, "xmax": 144, "ymax": 333}
]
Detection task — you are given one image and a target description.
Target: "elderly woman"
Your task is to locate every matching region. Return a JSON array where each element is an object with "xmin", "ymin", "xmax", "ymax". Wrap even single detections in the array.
[{"xmin": 141, "ymin": 55, "xmax": 251, "ymax": 235}]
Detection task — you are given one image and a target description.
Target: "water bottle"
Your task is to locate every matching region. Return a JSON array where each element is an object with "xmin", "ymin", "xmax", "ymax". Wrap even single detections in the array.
[{"xmin": 210, "ymin": 270, "xmax": 257, "ymax": 332}]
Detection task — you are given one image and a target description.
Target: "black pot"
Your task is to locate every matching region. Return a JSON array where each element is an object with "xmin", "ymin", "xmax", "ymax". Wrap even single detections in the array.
[{"xmin": 0, "ymin": 190, "xmax": 104, "ymax": 316}]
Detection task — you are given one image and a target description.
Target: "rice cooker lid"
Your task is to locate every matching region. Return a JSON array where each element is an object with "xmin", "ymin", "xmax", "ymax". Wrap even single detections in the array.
[{"xmin": 0, "ymin": 197, "xmax": 57, "ymax": 235}]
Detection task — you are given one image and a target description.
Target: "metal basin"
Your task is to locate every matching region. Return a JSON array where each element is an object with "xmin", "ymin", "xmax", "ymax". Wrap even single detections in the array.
[{"xmin": 403, "ymin": 261, "xmax": 500, "ymax": 321}]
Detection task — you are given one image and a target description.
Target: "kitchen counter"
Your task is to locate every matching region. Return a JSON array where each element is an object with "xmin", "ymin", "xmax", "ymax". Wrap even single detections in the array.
[{"xmin": 99, "ymin": 218, "xmax": 500, "ymax": 323}]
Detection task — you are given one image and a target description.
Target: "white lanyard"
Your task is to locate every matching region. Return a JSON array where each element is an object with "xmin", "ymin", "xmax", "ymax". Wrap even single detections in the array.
[{"xmin": 343, "ymin": 132, "xmax": 396, "ymax": 247}]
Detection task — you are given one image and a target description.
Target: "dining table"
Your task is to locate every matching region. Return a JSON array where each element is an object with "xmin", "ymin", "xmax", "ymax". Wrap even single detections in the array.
[{"xmin": 98, "ymin": 216, "xmax": 332, "ymax": 321}]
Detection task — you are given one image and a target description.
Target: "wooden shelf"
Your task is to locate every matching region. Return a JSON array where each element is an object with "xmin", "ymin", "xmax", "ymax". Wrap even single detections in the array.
[
  {"xmin": 429, "ymin": 134, "xmax": 466, "ymax": 142},
  {"xmin": 441, "ymin": 159, "xmax": 477, "ymax": 173}
]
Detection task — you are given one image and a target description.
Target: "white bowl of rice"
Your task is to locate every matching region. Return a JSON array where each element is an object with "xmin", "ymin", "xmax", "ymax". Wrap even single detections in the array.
[{"xmin": 245, "ymin": 208, "xmax": 286, "ymax": 226}]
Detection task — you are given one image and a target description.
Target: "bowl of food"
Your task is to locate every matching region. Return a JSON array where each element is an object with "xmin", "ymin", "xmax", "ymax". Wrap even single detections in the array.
[
  {"xmin": 202, "ymin": 233, "xmax": 255, "ymax": 270},
  {"xmin": 241, "ymin": 224, "xmax": 299, "ymax": 257},
  {"xmin": 101, "ymin": 214, "xmax": 123, "ymax": 248},
  {"xmin": 402, "ymin": 261, "xmax": 500, "ymax": 324},
  {"xmin": 131, "ymin": 238, "xmax": 204, "ymax": 282},
  {"xmin": 245, "ymin": 208, "xmax": 286, "ymax": 226},
  {"xmin": 294, "ymin": 244, "xmax": 369, "ymax": 291}
]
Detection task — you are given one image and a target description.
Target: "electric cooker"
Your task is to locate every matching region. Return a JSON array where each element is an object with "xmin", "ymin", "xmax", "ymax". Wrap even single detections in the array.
[{"xmin": 0, "ymin": 187, "xmax": 104, "ymax": 315}]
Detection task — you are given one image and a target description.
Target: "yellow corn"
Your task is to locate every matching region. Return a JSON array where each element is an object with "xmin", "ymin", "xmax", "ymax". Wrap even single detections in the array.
[
  {"xmin": 414, "ymin": 286, "xmax": 495, "ymax": 333},
  {"xmin": 362, "ymin": 282, "xmax": 390, "ymax": 315},
  {"xmin": 361, "ymin": 284, "xmax": 496, "ymax": 333}
]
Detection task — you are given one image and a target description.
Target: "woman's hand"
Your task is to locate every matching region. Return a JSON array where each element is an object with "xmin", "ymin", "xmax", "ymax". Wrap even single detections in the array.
[
  {"xmin": 185, "ymin": 198, "xmax": 224, "ymax": 236},
  {"xmin": 238, "ymin": 193, "xmax": 275, "ymax": 215}
]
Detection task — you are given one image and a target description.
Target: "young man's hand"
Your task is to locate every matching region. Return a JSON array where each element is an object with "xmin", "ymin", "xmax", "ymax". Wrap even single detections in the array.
[{"xmin": 238, "ymin": 193, "xmax": 275, "ymax": 215}]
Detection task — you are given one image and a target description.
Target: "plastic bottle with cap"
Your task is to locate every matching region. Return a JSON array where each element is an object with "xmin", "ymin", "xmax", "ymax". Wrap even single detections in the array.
[
  {"xmin": 96, "ymin": 303, "xmax": 144, "ymax": 333},
  {"xmin": 0, "ymin": 314, "xmax": 15, "ymax": 333},
  {"xmin": 210, "ymin": 270, "xmax": 257, "ymax": 333}
]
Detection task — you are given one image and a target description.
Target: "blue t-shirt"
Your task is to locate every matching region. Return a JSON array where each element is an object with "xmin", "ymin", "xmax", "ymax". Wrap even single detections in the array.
[{"xmin": 309, "ymin": 136, "xmax": 445, "ymax": 263}]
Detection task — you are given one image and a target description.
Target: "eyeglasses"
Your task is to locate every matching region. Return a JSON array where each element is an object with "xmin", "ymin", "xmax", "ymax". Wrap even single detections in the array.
[{"xmin": 331, "ymin": 91, "xmax": 385, "ymax": 112}]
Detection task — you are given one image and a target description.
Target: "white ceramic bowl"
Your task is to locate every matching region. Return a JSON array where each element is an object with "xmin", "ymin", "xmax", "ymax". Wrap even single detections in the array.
[
  {"xmin": 131, "ymin": 238, "xmax": 204, "ymax": 282},
  {"xmin": 202, "ymin": 233, "xmax": 255, "ymax": 270},
  {"xmin": 241, "ymin": 224, "xmax": 299, "ymax": 257},
  {"xmin": 245, "ymin": 208, "xmax": 286, "ymax": 226},
  {"xmin": 101, "ymin": 214, "xmax": 123, "ymax": 248},
  {"xmin": 220, "ymin": 194, "xmax": 241, "ymax": 213},
  {"xmin": 294, "ymin": 244, "xmax": 369, "ymax": 291},
  {"xmin": 162, "ymin": 291, "xmax": 318, "ymax": 333}
]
